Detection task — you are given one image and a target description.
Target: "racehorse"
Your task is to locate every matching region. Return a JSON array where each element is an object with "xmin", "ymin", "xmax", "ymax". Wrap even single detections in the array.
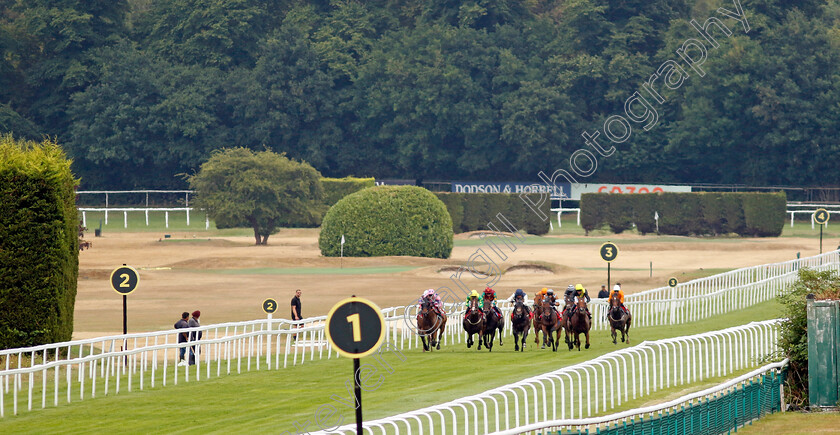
[
  {"xmin": 417, "ymin": 298, "xmax": 447, "ymax": 351},
  {"xmin": 482, "ymin": 302, "xmax": 504, "ymax": 352},
  {"xmin": 463, "ymin": 297, "xmax": 485, "ymax": 350},
  {"xmin": 511, "ymin": 300, "xmax": 531, "ymax": 352},
  {"xmin": 536, "ymin": 298, "xmax": 561, "ymax": 351},
  {"xmin": 532, "ymin": 292, "xmax": 544, "ymax": 345},
  {"xmin": 561, "ymin": 296, "xmax": 575, "ymax": 348},
  {"xmin": 566, "ymin": 298, "xmax": 591, "ymax": 351},
  {"xmin": 607, "ymin": 292, "xmax": 631, "ymax": 345}
]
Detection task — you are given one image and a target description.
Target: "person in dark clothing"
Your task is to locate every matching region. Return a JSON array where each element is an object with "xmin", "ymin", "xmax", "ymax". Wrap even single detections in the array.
[
  {"xmin": 291, "ymin": 289, "xmax": 302, "ymax": 341},
  {"xmin": 188, "ymin": 310, "xmax": 202, "ymax": 365},
  {"xmin": 597, "ymin": 285, "xmax": 609, "ymax": 299},
  {"xmin": 174, "ymin": 312, "xmax": 190, "ymax": 366},
  {"xmin": 291, "ymin": 289, "xmax": 302, "ymax": 321}
]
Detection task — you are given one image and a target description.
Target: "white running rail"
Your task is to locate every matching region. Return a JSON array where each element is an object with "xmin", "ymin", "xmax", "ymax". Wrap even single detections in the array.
[
  {"xmin": 317, "ymin": 320, "xmax": 781, "ymax": 434},
  {"xmin": 1, "ymin": 250, "xmax": 834, "ymax": 418},
  {"xmin": 488, "ymin": 358, "xmax": 789, "ymax": 435}
]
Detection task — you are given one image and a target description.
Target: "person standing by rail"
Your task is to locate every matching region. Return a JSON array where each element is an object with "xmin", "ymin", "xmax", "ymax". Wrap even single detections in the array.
[{"xmin": 291, "ymin": 289, "xmax": 302, "ymax": 341}]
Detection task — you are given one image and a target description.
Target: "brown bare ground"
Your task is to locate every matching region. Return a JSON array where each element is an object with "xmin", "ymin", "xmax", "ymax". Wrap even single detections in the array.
[{"xmin": 74, "ymin": 230, "xmax": 818, "ymax": 340}]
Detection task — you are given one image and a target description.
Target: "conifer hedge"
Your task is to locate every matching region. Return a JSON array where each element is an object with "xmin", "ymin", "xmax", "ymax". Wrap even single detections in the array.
[
  {"xmin": 580, "ymin": 192, "xmax": 786, "ymax": 237},
  {"xmin": 322, "ymin": 177, "xmax": 376, "ymax": 206},
  {"xmin": 434, "ymin": 193, "xmax": 551, "ymax": 235},
  {"xmin": 0, "ymin": 135, "xmax": 79, "ymax": 349}
]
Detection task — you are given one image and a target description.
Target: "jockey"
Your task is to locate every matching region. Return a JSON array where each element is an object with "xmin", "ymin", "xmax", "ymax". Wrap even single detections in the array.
[
  {"xmin": 464, "ymin": 289, "xmax": 484, "ymax": 311},
  {"xmin": 533, "ymin": 288, "xmax": 546, "ymax": 320},
  {"xmin": 419, "ymin": 288, "xmax": 444, "ymax": 316},
  {"xmin": 483, "ymin": 287, "xmax": 503, "ymax": 319},
  {"xmin": 609, "ymin": 284, "xmax": 629, "ymax": 314},
  {"xmin": 573, "ymin": 284, "xmax": 592, "ymax": 319},
  {"xmin": 509, "ymin": 288, "xmax": 532, "ymax": 319},
  {"xmin": 563, "ymin": 284, "xmax": 576, "ymax": 303},
  {"xmin": 545, "ymin": 288, "xmax": 561, "ymax": 317},
  {"xmin": 510, "ymin": 288, "xmax": 527, "ymax": 304}
]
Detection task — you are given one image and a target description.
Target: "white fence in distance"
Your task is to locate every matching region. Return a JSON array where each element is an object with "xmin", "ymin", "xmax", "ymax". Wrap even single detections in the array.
[{"xmin": 318, "ymin": 320, "xmax": 782, "ymax": 434}]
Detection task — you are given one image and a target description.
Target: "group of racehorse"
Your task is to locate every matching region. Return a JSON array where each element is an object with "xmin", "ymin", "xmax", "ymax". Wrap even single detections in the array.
[{"xmin": 416, "ymin": 291, "xmax": 632, "ymax": 352}]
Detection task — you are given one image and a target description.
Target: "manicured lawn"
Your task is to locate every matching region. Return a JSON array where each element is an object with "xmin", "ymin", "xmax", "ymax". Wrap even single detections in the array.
[{"xmin": 738, "ymin": 410, "xmax": 840, "ymax": 434}]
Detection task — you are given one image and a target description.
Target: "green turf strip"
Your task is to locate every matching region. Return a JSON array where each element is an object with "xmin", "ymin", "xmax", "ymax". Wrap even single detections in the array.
[
  {"xmin": 204, "ymin": 266, "xmax": 421, "ymax": 275},
  {"xmin": 0, "ymin": 299, "xmax": 783, "ymax": 433}
]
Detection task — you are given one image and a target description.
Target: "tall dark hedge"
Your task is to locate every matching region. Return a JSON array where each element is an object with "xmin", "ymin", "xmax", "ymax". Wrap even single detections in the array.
[
  {"xmin": 580, "ymin": 192, "xmax": 786, "ymax": 237},
  {"xmin": 0, "ymin": 135, "xmax": 79, "ymax": 349},
  {"xmin": 322, "ymin": 177, "xmax": 375, "ymax": 206},
  {"xmin": 434, "ymin": 193, "xmax": 550, "ymax": 235},
  {"xmin": 319, "ymin": 186, "xmax": 453, "ymax": 258}
]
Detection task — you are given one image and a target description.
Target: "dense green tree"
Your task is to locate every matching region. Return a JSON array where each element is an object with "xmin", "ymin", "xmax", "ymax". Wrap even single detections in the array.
[
  {"xmin": 188, "ymin": 148, "xmax": 326, "ymax": 245},
  {"xmin": 136, "ymin": 0, "xmax": 284, "ymax": 68},
  {"xmin": 67, "ymin": 41, "xmax": 224, "ymax": 188},
  {"xmin": 225, "ymin": 22, "xmax": 339, "ymax": 170},
  {"xmin": 9, "ymin": 0, "xmax": 128, "ymax": 134}
]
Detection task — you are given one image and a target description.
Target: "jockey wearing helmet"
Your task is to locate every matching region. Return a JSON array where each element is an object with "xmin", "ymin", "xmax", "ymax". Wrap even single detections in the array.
[
  {"xmin": 534, "ymin": 287, "xmax": 548, "ymax": 319},
  {"xmin": 564, "ymin": 284, "xmax": 576, "ymax": 302},
  {"xmin": 483, "ymin": 287, "xmax": 503, "ymax": 319},
  {"xmin": 509, "ymin": 288, "xmax": 532, "ymax": 320},
  {"xmin": 464, "ymin": 289, "xmax": 484, "ymax": 311},
  {"xmin": 609, "ymin": 283, "xmax": 629, "ymax": 314},
  {"xmin": 545, "ymin": 288, "xmax": 561, "ymax": 317},
  {"xmin": 419, "ymin": 288, "xmax": 444, "ymax": 316},
  {"xmin": 573, "ymin": 283, "xmax": 592, "ymax": 319}
]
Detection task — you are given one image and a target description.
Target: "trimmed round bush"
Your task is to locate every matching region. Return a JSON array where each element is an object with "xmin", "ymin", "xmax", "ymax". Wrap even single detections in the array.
[{"xmin": 319, "ymin": 186, "xmax": 453, "ymax": 258}]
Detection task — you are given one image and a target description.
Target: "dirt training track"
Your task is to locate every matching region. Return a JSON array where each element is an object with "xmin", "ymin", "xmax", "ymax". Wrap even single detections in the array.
[{"xmin": 74, "ymin": 229, "xmax": 819, "ymax": 340}]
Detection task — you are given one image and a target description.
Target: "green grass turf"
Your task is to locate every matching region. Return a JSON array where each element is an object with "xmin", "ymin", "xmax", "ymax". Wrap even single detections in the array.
[
  {"xmin": 0, "ymin": 299, "xmax": 783, "ymax": 433},
  {"xmin": 206, "ymin": 266, "xmax": 421, "ymax": 275},
  {"xmin": 736, "ymin": 410, "xmax": 840, "ymax": 434}
]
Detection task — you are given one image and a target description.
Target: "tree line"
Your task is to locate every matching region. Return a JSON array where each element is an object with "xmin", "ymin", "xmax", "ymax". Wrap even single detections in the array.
[{"xmin": 1, "ymin": 0, "xmax": 838, "ymax": 189}]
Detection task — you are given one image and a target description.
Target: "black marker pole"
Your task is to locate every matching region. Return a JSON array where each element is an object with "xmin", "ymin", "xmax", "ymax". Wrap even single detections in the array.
[
  {"xmin": 354, "ymin": 357, "xmax": 362, "ymax": 435},
  {"xmin": 123, "ymin": 294, "xmax": 128, "ymax": 334},
  {"xmin": 820, "ymin": 224, "xmax": 824, "ymax": 254},
  {"xmin": 607, "ymin": 262, "xmax": 611, "ymax": 293},
  {"xmin": 349, "ymin": 296, "xmax": 363, "ymax": 435}
]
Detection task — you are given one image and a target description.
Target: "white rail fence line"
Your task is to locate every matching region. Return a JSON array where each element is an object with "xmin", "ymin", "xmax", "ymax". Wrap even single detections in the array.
[
  {"xmin": 1, "ymin": 251, "xmax": 833, "ymax": 417},
  {"xmin": 786, "ymin": 203, "xmax": 840, "ymax": 228},
  {"xmin": 318, "ymin": 320, "xmax": 781, "ymax": 435},
  {"xmin": 488, "ymin": 358, "xmax": 789, "ymax": 435},
  {"xmin": 78, "ymin": 207, "xmax": 208, "ymax": 229}
]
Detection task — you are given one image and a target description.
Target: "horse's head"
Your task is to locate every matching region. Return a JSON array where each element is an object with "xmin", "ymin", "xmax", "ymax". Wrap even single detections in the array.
[
  {"xmin": 609, "ymin": 304, "xmax": 624, "ymax": 320},
  {"xmin": 468, "ymin": 297, "xmax": 480, "ymax": 312},
  {"xmin": 420, "ymin": 299, "xmax": 432, "ymax": 315},
  {"xmin": 609, "ymin": 293, "xmax": 620, "ymax": 307},
  {"xmin": 577, "ymin": 299, "xmax": 587, "ymax": 310}
]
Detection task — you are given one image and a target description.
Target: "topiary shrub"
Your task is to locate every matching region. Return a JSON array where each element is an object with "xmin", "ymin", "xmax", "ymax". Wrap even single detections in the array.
[
  {"xmin": 0, "ymin": 135, "xmax": 79, "ymax": 349},
  {"xmin": 319, "ymin": 186, "xmax": 453, "ymax": 258}
]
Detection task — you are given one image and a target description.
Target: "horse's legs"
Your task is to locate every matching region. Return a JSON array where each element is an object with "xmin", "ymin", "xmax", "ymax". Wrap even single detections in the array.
[
  {"xmin": 514, "ymin": 330, "xmax": 520, "ymax": 351},
  {"xmin": 521, "ymin": 329, "xmax": 527, "ymax": 352},
  {"xmin": 611, "ymin": 326, "xmax": 617, "ymax": 345},
  {"xmin": 498, "ymin": 319, "xmax": 504, "ymax": 346},
  {"xmin": 466, "ymin": 333, "xmax": 473, "ymax": 348},
  {"xmin": 584, "ymin": 331, "xmax": 590, "ymax": 349},
  {"xmin": 436, "ymin": 323, "xmax": 445, "ymax": 350}
]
